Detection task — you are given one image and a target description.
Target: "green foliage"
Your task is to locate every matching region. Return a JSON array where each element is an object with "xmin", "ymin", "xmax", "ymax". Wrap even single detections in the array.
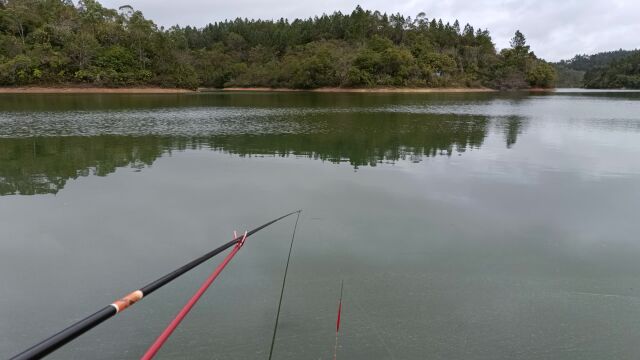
[
  {"xmin": 554, "ymin": 49, "xmax": 639, "ymax": 88},
  {"xmin": 0, "ymin": 53, "xmax": 34, "ymax": 84},
  {"xmin": 279, "ymin": 41, "xmax": 348, "ymax": 88},
  {"xmin": 583, "ymin": 51, "xmax": 640, "ymax": 89},
  {"xmin": 166, "ymin": 62, "xmax": 199, "ymax": 89},
  {"xmin": 489, "ymin": 30, "xmax": 554, "ymax": 89},
  {"xmin": 559, "ymin": 49, "xmax": 637, "ymax": 72},
  {"xmin": 509, "ymin": 30, "xmax": 529, "ymax": 54},
  {"xmin": 95, "ymin": 45, "xmax": 135, "ymax": 73},
  {"xmin": 553, "ymin": 64, "xmax": 584, "ymax": 88},
  {"xmin": 0, "ymin": 0, "xmax": 553, "ymax": 89},
  {"xmin": 526, "ymin": 61, "xmax": 556, "ymax": 88}
]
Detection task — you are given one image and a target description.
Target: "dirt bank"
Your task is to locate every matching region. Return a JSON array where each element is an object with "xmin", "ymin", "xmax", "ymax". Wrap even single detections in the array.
[
  {"xmin": 0, "ymin": 87, "xmax": 194, "ymax": 94},
  {"xmin": 216, "ymin": 87, "xmax": 497, "ymax": 93}
]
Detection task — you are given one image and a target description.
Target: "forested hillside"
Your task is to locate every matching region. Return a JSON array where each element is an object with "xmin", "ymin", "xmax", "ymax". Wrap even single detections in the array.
[
  {"xmin": 583, "ymin": 51, "xmax": 640, "ymax": 89},
  {"xmin": 0, "ymin": 0, "xmax": 555, "ymax": 89},
  {"xmin": 554, "ymin": 49, "xmax": 640, "ymax": 88}
]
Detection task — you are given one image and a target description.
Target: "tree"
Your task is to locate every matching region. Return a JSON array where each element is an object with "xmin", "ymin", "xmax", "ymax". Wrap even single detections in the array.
[
  {"xmin": 583, "ymin": 50, "xmax": 640, "ymax": 89},
  {"xmin": 126, "ymin": 11, "xmax": 155, "ymax": 70},
  {"xmin": 510, "ymin": 30, "xmax": 530, "ymax": 54},
  {"xmin": 526, "ymin": 61, "xmax": 556, "ymax": 88},
  {"xmin": 2, "ymin": 0, "xmax": 40, "ymax": 45},
  {"xmin": 0, "ymin": 1, "xmax": 552, "ymax": 89},
  {"xmin": 65, "ymin": 32, "xmax": 99, "ymax": 70}
]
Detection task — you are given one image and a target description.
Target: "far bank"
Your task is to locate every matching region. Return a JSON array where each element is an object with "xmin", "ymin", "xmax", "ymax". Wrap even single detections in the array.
[{"xmin": 0, "ymin": 86, "xmax": 509, "ymax": 94}]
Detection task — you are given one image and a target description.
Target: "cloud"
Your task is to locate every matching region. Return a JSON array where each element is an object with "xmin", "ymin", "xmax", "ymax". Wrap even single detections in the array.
[{"xmin": 100, "ymin": 0, "xmax": 640, "ymax": 61}]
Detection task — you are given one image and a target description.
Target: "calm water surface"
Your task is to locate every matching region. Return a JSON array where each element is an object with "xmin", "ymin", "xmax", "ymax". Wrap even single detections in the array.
[{"xmin": 1, "ymin": 91, "xmax": 640, "ymax": 359}]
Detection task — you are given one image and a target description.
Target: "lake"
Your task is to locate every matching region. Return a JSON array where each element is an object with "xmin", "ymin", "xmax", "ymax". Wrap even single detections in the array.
[{"xmin": 1, "ymin": 90, "xmax": 640, "ymax": 359}]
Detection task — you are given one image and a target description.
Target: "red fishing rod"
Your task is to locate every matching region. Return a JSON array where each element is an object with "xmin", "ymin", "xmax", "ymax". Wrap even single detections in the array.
[
  {"xmin": 144, "ymin": 209, "xmax": 302, "ymax": 359},
  {"xmin": 141, "ymin": 231, "xmax": 248, "ymax": 359},
  {"xmin": 10, "ymin": 210, "xmax": 301, "ymax": 360},
  {"xmin": 333, "ymin": 280, "xmax": 344, "ymax": 360}
]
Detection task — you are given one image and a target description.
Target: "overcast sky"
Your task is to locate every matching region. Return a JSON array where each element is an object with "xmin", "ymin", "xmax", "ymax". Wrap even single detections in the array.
[{"xmin": 101, "ymin": 0, "xmax": 639, "ymax": 61}]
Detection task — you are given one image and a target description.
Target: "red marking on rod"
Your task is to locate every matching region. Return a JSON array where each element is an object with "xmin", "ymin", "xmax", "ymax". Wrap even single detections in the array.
[
  {"xmin": 140, "ymin": 231, "xmax": 247, "ymax": 360},
  {"xmin": 336, "ymin": 301, "xmax": 342, "ymax": 332},
  {"xmin": 336, "ymin": 280, "xmax": 344, "ymax": 332},
  {"xmin": 333, "ymin": 280, "xmax": 344, "ymax": 360}
]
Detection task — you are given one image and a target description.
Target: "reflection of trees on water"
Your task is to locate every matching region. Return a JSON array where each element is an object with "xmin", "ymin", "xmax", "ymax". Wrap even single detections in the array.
[
  {"xmin": 209, "ymin": 114, "xmax": 489, "ymax": 167},
  {"xmin": 0, "ymin": 137, "xmax": 166, "ymax": 195},
  {"xmin": 505, "ymin": 116, "xmax": 524, "ymax": 149},
  {"xmin": 490, "ymin": 115, "xmax": 527, "ymax": 149},
  {"xmin": 0, "ymin": 113, "xmax": 524, "ymax": 195}
]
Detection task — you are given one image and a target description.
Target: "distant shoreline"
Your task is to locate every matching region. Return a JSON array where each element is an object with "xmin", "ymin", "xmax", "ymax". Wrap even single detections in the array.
[
  {"xmin": 0, "ymin": 86, "xmax": 496, "ymax": 94},
  {"xmin": 0, "ymin": 87, "xmax": 194, "ymax": 94},
  {"xmin": 212, "ymin": 87, "xmax": 498, "ymax": 93},
  {"xmin": 0, "ymin": 86, "xmax": 558, "ymax": 94}
]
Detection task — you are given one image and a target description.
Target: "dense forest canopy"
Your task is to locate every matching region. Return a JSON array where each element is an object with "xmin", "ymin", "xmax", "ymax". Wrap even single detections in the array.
[
  {"xmin": 554, "ymin": 49, "xmax": 640, "ymax": 88},
  {"xmin": 582, "ymin": 51, "xmax": 640, "ymax": 89},
  {"xmin": 0, "ymin": 0, "xmax": 556, "ymax": 89}
]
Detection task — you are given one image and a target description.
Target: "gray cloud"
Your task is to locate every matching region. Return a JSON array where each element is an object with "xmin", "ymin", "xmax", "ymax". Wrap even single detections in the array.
[{"xmin": 101, "ymin": 0, "xmax": 640, "ymax": 61}]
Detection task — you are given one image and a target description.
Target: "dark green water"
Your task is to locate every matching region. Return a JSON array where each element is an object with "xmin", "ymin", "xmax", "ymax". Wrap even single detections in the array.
[{"xmin": 1, "ymin": 91, "xmax": 640, "ymax": 359}]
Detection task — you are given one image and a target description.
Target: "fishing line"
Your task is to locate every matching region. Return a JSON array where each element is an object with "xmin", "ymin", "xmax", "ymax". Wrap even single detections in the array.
[
  {"xmin": 268, "ymin": 210, "xmax": 302, "ymax": 360},
  {"xmin": 10, "ymin": 210, "xmax": 301, "ymax": 360},
  {"xmin": 141, "ymin": 231, "xmax": 248, "ymax": 360}
]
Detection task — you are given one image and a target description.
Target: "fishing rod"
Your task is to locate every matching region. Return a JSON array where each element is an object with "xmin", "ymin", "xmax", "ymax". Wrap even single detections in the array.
[
  {"xmin": 10, "ymin": 210, "xmax": 301, "ymax": 360},
  {"xmin": 333, "ymin": 280, "xmax": 344, "ymax": 360},
  {"xmin": 145, "ymin": 210, "xmax": 301, "ymax": 359},
  {"xmin": 141, "ymin": 231, "xmax": 248, "ymax": 360}
]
